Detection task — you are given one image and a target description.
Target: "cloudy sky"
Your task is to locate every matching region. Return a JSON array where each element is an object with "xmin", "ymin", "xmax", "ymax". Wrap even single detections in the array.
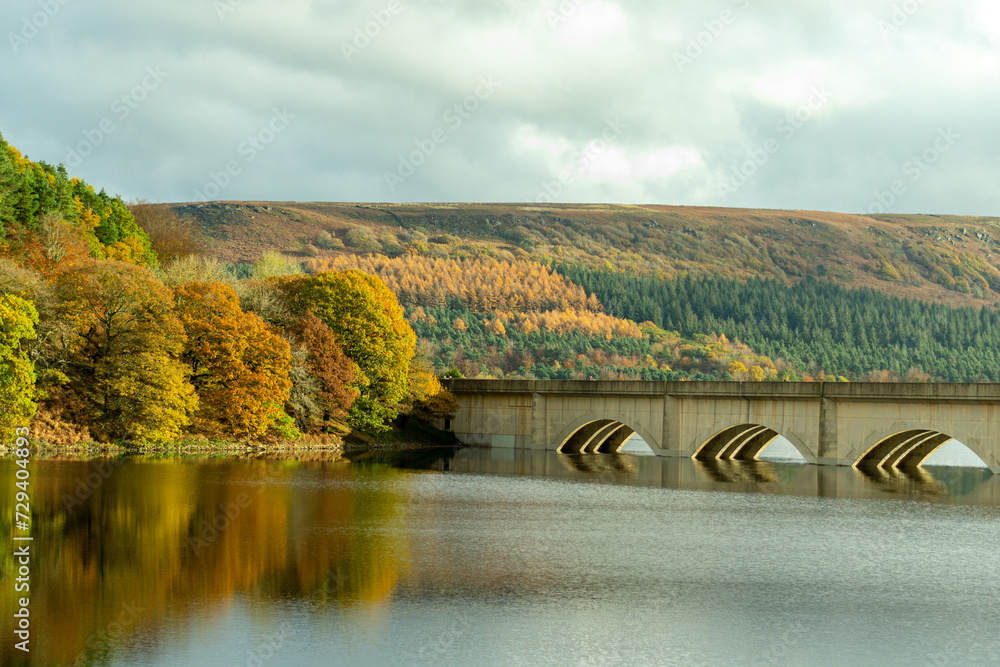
[{"xmin": 1, "ymin": 0, "xmax": 998, "ymax": 214}]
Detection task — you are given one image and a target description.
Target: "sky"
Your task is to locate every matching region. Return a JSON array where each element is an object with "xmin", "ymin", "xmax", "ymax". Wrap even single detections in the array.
[{"xmin": 1, "ymin": 0, "xmax": 999, "ymax": 214}]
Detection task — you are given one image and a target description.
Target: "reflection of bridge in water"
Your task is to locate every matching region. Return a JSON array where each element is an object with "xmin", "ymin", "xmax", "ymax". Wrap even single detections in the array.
[
  {"xmin": 435, "ymin": 448, "xmax": 1000, "ymax": 505},
  {"xmin": 441, "ymin": 380, "xmax": 1000, "ymax": 474}
]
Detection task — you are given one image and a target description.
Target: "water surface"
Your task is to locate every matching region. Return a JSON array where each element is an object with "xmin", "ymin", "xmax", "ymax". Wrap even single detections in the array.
[{"xmin": 2, "ymin": 450, "xmax": 999, "ymax": 666}]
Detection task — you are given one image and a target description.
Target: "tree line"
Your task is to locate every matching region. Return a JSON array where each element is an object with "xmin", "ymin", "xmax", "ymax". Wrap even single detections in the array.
[
  {"xmin": 559, "ymin": 266, "xmax": 1000, "ymax": 382},
  {"xmin": 407, "ymin": 300, "xmax": 787, "ymax": 382},
  {"xmin": 0, "ymin": 133, "xmax": 451, "ymax": 444}
]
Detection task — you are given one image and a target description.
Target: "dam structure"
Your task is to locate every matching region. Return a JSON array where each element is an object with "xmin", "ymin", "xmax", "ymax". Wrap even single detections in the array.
[{"xmin": 439, "ymin": 380, "xmax": 1000, "ymax": 474}]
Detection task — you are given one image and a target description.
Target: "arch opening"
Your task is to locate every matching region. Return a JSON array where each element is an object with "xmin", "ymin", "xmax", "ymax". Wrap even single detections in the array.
[
  {"xmin": 918, "ymin": 439, "xmax": 990, "ymax": 469},
  {"xmin": 618, "ymin": 433, "xmax": 655, "ymax": 456},
  {"xmin": 694, "ymin": 424, "xmax": 785, "ymax": 462},
  {"xmin": 855, "ymin": 430, "xmax": 981, "ymax": 471},
  {"xmin": 557, "ymin": 419, "xmax": 638, "ymax": 454}
]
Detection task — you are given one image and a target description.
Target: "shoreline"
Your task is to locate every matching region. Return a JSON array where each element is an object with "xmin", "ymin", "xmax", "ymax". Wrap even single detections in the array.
[{"xmin": 1, "ymin": 422, "xmax": 458, "ymax": 460}]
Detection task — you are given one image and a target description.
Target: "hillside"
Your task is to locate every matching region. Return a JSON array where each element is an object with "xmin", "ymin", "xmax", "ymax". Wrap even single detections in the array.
[{"xmin": 168, "ymin": 202, "xmax": 1000, "ymax": 307}]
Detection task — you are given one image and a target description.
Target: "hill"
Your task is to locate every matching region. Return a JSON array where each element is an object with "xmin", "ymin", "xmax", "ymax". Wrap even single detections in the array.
[
  {"xmin": 152, "ymin": 200, "xmax": 1000, "ymax": 384},
  {"xmin": 168, "ymin": 201, "xmax": 1000, "ymax": 307}
]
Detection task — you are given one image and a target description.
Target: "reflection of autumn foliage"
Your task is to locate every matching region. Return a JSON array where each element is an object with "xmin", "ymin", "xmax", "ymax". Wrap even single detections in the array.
[
  {"xmin": 0, "ymin": 458, "xmax": 411, "ymax": 666},
  {"xmin": 175, "ymin": 281, "xmax": 293, "ymax": 439}
]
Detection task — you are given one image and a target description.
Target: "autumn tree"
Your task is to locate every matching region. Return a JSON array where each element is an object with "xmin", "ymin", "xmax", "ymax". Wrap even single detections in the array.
[
  {"xmin": 0, "ymin": 294, "xmax": 38, "ymax": 440},
  {"xmin": 174, "ymin": 281, "xmax": 293, "ymax": 439},
  {"xmin": 405, "ymin": 353, "xmax": 457, "ymax": 425},
  {"xmin": 129, "ymin": 200, "xmax": 204, "ymax": 264},
  {"xmin": 1, "ymin": 132, "xmax": 156, "ymax": 271},
  {"xmin": 12, "ymin": 212, "xmax": 95, "ymax": 277},
  {"xmin": 287, "ymin": 312, "xmax": 359, "ymax": 433},
  {"xmin": 279, "ymin": 271, "xmax": 416, "ymax": 431},
  {"xmin": 55, "ymin": 261, "xmax": 196, "ymax": 443}
]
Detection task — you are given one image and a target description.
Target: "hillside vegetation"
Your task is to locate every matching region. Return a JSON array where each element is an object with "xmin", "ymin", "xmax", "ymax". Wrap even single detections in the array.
[
  {"xmin": 564, "ymin": 269, "xmax": 1000, "ymax": 382},
  {"xmin": 154, "ymin": 200, "xmax": 1000, "ymax": 384},
  {"xmin": 170, "ymin": 201, "xmax": 1000, "ymax": 306}
]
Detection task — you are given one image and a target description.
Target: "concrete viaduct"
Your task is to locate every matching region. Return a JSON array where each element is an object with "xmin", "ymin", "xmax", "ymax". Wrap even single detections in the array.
[{"xmin": 439, "ymin": 380, "xmax": 1000, "ymax": 474}]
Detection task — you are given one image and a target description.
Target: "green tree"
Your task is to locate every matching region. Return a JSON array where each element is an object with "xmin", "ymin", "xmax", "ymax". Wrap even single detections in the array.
[
  {"xmin": 280, "ymin": 271, "xmax": 416, "ymax": 431},
  {"xmin": 0, "ymin": 294, "xmax": 38, "ymax": 440}
]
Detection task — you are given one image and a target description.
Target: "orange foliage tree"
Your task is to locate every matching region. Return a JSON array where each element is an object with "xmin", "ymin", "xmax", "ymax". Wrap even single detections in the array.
[
  {"xmin": 174, "ymin": 281, "xmax": 293, "ymax": 439},
  {"xmin": 129, "ymin": 201, "xmax": 204, "ymax": 264},
  {"xmin": 287, "ymin": 312, "xmax": 359, "ymax": 433}
]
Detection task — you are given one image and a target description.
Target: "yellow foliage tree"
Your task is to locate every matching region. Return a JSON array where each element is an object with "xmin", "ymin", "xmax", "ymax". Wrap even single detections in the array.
[
  {"xmin": 279, "ymin": 271, "xmax": 416, "ymax": 432},
  {"xmin": 55, "ymin": 261, "xmax": 196, "ymax": 443},
  {"xmin": 0, "ymin": 294, "xmax": 38, "ymax": 440}
]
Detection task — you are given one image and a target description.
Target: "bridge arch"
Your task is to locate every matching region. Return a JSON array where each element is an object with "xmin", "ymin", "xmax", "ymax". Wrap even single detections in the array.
[
  {"xmin": 693, "ymin": 424, "xmax": 813, "ymax": 463},
  {"xmin": 552, "ymin": 414, "xmax": 658, "ymax": 454},
  {"xmin": 854, "ymin": 426, "xmax": 990, "ymax": 471}
]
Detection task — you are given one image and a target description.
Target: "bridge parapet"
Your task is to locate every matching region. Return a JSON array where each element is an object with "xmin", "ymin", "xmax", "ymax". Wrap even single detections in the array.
[{"xmin": 445, "ymin": 379, "xmax": 1000, "ymax": 400}]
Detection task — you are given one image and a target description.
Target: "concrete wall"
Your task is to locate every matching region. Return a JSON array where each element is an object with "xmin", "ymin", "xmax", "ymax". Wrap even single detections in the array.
[{"xmin": 441, "ymin": 380, "xmax": 1000, "ymax": 473}]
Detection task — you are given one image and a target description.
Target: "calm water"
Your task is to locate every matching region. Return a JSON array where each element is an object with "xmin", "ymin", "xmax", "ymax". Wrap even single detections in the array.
[{"xmin": 2, "ymin": 448, "xmax": 1000, "ymax": 666}]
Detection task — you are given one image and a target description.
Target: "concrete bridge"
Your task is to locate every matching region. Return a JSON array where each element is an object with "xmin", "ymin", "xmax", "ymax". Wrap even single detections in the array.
[{"xmin": 439, "ymin": 380, "xmax": 1000, "ymax": 474}]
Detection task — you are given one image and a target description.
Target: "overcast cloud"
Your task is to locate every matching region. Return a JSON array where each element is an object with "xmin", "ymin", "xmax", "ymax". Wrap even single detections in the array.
[{"xmin": 1, "ymin": 0, "xmax": 998, "ymax": 214}]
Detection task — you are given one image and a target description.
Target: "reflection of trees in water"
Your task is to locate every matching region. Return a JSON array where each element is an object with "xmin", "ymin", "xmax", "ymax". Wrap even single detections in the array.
[{"xmin": 0, "ymin": 458, "xmax": 410, "ymax": 666}]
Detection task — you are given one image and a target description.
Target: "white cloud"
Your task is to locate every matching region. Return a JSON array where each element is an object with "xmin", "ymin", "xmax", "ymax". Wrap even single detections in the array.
[
  {"xmin": 0, "ymin": 0, "xmax": 997, "ymax": 214},
  {"xmin": 555, "ymin": 1, "xmax": 628, "ymax": 44}
]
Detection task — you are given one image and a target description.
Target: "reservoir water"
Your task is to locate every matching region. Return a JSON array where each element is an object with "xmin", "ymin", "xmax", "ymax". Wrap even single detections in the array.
[{"xmin": 2, "ymin": 445, "xmax": 1000, "ymax": 666}]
